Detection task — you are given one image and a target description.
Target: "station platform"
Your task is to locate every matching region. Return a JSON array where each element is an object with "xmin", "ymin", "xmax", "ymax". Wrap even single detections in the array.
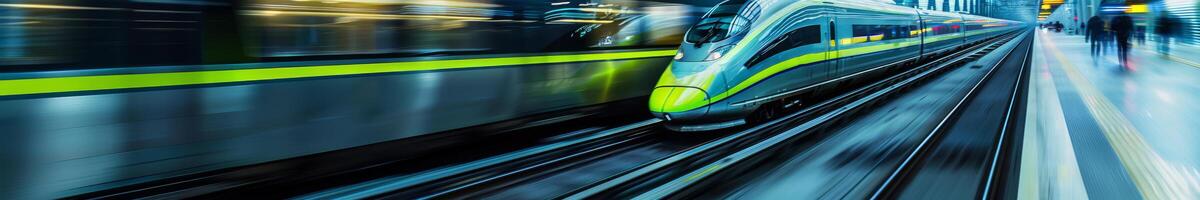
[{"xmin": 1020, "ymin": 30, "xmax": 1200, "ymax": 199}]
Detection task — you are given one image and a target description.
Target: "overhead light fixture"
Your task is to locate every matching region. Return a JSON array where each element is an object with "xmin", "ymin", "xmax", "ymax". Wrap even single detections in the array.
[{"xmin": 1127, "ymin": 4, "xmax": 1148, "ymax": 13}]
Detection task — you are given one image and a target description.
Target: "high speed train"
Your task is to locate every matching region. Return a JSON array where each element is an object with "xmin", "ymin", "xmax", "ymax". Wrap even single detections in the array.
[{"xmin": 649, "ymin": 0, "xmax": 1022, "ymax": 131}]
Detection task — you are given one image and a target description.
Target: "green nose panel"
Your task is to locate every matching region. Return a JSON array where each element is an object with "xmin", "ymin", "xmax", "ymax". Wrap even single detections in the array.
[
  {"xmin": 649, "ymin": 87, "xmax": 676, "ymax": 113},
  {"xmin": 649, "ymin": 86, "xmax": 709, "ymax": 113}
]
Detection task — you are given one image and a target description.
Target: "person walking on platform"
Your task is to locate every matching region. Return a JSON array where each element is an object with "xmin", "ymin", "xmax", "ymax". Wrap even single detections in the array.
[
  {"xmin": 1111, "ymin": 14, "xmax": 1135, "ymax": 67},
  {"xmin": 1137, "ymin": 26, "xmax": 1146, "ymax": 46},
  {"xmin": 1156, "ymin": 14, "xmax": 1177, "ymax": 55},
  {"xmin": 1083, "ymin": 21, "xmax": 1090, "ymax": 41},
  {"xmin": 1087, "ymin": 16, "xmax": 1105, "ymax": 58},
  {"xmin": 1080, "ymin": 22, "xmax": 1089, "ymax": 35},
  {"xmin": 1102, "ymin": 22, "xmax": 1113, "ymax": 55}
]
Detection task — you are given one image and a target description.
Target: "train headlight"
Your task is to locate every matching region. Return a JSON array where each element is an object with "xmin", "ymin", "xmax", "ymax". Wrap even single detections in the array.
[
  {"xmin": 707, "ymin": 52, "xmax": 724, "ymax": 61},
  {"xmin": 674, "ymin": 52, "xmax": 684, "ymax": 60},
  {"xmin": 705, "ymin": 45, "xmax": 734, "ymax": 61}
]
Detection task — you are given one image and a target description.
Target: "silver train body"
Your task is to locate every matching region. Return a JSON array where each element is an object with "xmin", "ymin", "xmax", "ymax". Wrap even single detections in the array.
[{"xmin": 648, "ymin": 0, "xmax": 1023, "ymax": 131}]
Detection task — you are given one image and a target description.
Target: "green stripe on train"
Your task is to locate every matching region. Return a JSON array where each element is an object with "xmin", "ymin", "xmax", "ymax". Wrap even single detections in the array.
[
  {"xmin": 655, "ymin": 28, "xmax": 1014, "ymax": 113},
  {"xmin": 0, "ymin": 49, "xmax": 679, "ymax": 97},
  {"xmin": 652, "ymin": 0, "xmax": 1017, "ymax": 113},
  {"xmin": 653, "ymin": 1, "xmax": 924, "ymax": 113}
]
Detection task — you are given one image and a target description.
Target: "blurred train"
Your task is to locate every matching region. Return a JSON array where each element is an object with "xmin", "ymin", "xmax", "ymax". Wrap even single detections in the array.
[
  {"xmin": 649, "ymin": 0, "xmax": 1023, "ymax": 131},
  {"xmin": 0, "ymin": 0, "xmax": 711, "ymax": 70},
  {"xmin": 4, "ymin": 1, "xmax": 736, "ymax": 199}
]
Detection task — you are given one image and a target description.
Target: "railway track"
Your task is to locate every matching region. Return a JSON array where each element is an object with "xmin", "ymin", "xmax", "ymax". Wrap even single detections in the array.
[
  {"xmin": 299, "ymin": 29, "xmax": 1029, "ymax": 200},
  {"xmin": 870, "ymin": 29, "xmax": 1031, "ymax": 199},
  {"xmin": 561, "ymin": 29, "xmax": 1029, "ymax": 200},
  {"xmin": 981, "ymin": 30, "xmax": 1033, "ymax": 200},
  {"xmin": 869, "ymin": 29, "xmax": 1035, "ymax": 200},
  {"xmin": 76, "ymin": 29, "xmax": 1031, "ymax": 200},
  {"xmin": 66, "ymin": 101, "xmax": 655, "ymax": 199},
  {"xmin": 303, "ymin": 107, "xmax": 803, "ymax": 199},
  {"xmin": 982, "ymin": 33, "xmax": 1032, "ymax": 200},
  {"xmin": 298, "ymin": 119, "xmax": 664, "ymax": 199}
]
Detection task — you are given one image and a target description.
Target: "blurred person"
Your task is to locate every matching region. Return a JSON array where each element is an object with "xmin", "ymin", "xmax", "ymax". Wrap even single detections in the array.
[
  {"xmin": 1137, "ymin": 26, "xmax": 1146, "ymax": 45},
  {"xmin": 1080, "ymin": 21, "xmax": 1089, "ymax": 35},
  {"xmin": 1111, "ymin": 14, "xmax": 1134, "ymax": 67},
  {"xmin": 1156, "ymin": 14, "xmax": 1177, "ymax": 55},
  {"xmin": 1088, "ymin": 16, "xmax": 1105, "ymax": 57},
  {"xmin": 1103, "ymin": 22, "xmax": 1114, "ymax": 55},
  {"xmin": 1083, "ymin": 21, "xmax": 1090, "ymax": 41}
]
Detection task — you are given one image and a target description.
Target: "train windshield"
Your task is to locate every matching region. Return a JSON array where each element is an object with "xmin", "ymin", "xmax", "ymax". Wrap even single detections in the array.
[{"xmin": 686, "ymin": 0, "xmax": 755, "ymax": 44}]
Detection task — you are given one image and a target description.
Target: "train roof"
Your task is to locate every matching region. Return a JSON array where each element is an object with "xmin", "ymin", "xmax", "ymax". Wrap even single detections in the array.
[{"xmin": 738, "ymin": 0, "xmax": 1018, "ymax": 27}]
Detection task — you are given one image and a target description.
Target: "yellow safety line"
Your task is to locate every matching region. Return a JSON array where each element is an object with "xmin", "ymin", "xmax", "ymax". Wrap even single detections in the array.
[
  {"xmin": 1164, "ymin": 54, "xmax": 1200, "ymax": 69},
  {"xmin": 1133, "ymin": 42, "xmax": 1200, "ymax": 69}
]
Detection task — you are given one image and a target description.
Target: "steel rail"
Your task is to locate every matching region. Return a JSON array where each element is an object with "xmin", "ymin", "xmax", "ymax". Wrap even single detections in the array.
[
  {"xmin": 981, "ymin": 32, "xmax": 1032, "ymax": 200},
  {"xmin": 297, "ymin": 119, "xmax": 661, "ymax": 199}
]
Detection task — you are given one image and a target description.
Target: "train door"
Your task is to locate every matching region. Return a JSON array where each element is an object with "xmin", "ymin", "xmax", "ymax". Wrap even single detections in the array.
[
  {"xmin": 917, "ymin": 13, "xmax": 926, "ymax": 60},
  {"xmin": 826, "ymin": 18, "xmax": 839, "ymax": 79},
  {"xmin": 958, "ymin": 14, "xmax": 968, "ymax": 46}
]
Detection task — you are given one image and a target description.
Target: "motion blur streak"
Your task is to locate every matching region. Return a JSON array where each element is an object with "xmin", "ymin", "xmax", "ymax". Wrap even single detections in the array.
[
  {"xmin": 0, "ymin": 3, "xmax": 122, "ymax": 10},
  {"xmin": 0, "ymin": 0, "xmax": 705, "ymax": 199},
  {"xmin": 0, "ymin": 0, "xmax": 700, "ymax": 68},
  {"xmin": 0, "ymin": 49, "xmax": 676, "ymax": 97}
]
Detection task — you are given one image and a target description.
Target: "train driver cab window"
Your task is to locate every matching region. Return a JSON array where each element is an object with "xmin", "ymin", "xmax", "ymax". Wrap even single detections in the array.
[
  {"xmin": 745, "ymin": 25, "xmax": 821, "ymax": 67},
  {"xmin": 685, "ymin": 0, "xmax": 756, "ymax": 44}
]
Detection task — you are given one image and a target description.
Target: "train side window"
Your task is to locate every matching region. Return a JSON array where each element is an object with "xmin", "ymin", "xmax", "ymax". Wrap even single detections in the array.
[
  {"xmin": 884, "ymin": 25, "xmax": 895, "ymax": 39},
  {"xmin": 852, "ymin": 25, "xmax": 911, "ymax": 43},
  {"xmin": 883, "ymin": 25, "xmax": 901, "ymax": 40},
  {"xmin": 745, "ymin": 25, "xmax": 821, "ymax": 67},
  {"xmin": 852, "ymin": 25, "xmax": 872, "ymax": 42},
  {"xmin": 931, "ymin": 23, "xmax": 953, "ymax": 35},
  {"xmin": 966, "ymin": 24, "xmax": 984, "ymax": 31}
]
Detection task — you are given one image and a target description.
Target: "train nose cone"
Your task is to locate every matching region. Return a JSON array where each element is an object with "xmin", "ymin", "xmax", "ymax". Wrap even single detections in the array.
[{"xmin": 650, "ymin": 86, "xmax": 710, "ymax": 121}]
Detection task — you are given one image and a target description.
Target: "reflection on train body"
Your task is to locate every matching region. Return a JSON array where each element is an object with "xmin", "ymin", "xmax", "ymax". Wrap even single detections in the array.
[
  {"xmin": 0, "ymin": 0, "xmax": 706, "ymax": 70},
  {"xmin": 0, "ymin": 1, "xmax": 720, "ymax": 199}
]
